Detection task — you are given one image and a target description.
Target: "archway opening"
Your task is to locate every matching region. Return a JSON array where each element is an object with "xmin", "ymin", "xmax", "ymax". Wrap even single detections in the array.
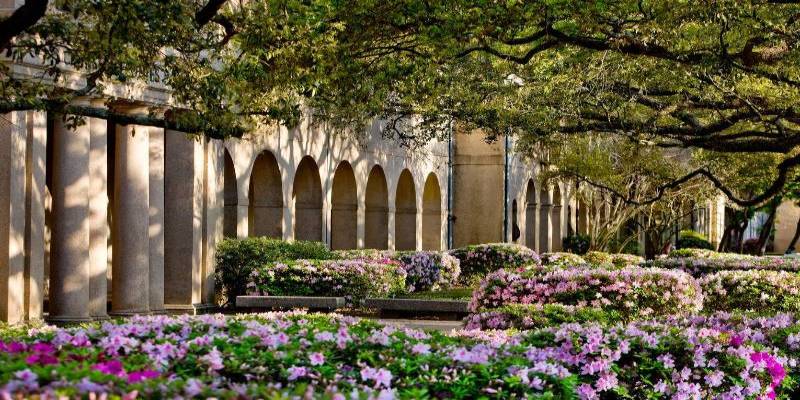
[
  {"xmin": 248, "ymin": 151, "xmax": 282, "ymax": 238},
  {"xmin": 551, "ymin": 186, "xmax": 563, "ymax": 251},
  {"xmin": 395, "ymin": 169, "xmax": 417, "ymax": 250},
  {"xmin": 331, "ymin": 161, "xmax": 357, "ymax": 249},
  {"xmin": 223, "ymin": 150, "xmax": 237, "ymax": 238},
  {"xmin": 292, "ymin": 156, "xmax": 322, "ymax": 241},
  {"xmin": 365, "ymin": 165, "xmax": 389, "ymax": 249},
  {"xmin": 525, "ymin": 180, "xmax": 537, "ymax": 250},
  {"xmin": 421, "ymin": 173, "xmax": 442, "ymax": 250}
]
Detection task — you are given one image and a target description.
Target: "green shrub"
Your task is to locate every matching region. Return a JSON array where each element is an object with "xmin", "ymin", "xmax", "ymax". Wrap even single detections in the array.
[
  {"xmin": 215, "ymin": 238, "xmax": 334, "ymax": 307},
  {"xmin": 448, "ymin": 243, "xmax": 540, "ymax": 285},
  {"xmin": 465, "ymin": 303, "xmax": 622, "ymax": 330},
  {"xmin": 540, "ymin": 252, "xmax": 586, "ymax": 268},
  {"xmin": 582, "ymin": 251, "xmax": 613, "ymax": 267},
  {"xmin": 676, "ymin": 229, "xmax": 713, "ymax": 250},
  {"xmin": 699, "ymin": 270, "xmax": 800, "ymax": 313},
  {"xmin": 248, "ymin": 259, "xmax": 407, "ymax": 302},
  {"xmin": 610, "ymin": 253, "xmax": 645, "ymax": 268},
  {"xmin": 562, "ymin": 234, "xmax": 591, "ymax": 254}
]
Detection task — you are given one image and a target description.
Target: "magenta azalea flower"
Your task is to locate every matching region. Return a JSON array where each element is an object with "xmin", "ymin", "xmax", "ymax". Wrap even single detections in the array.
[
  {"xmin": 127, "ymin": 370, "xmax": 159, "ymax": 383},
  {"xmin": 93, "ymin": 360, "xmax": 126, "ymax": 377}
]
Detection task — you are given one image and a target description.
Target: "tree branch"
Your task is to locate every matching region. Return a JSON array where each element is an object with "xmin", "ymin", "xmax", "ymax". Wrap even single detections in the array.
[{"xmin": 0, "ymin": 0, "xmax": 48, "ymax": 51}]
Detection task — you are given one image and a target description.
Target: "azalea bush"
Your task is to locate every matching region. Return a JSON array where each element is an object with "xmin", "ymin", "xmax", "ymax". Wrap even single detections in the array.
[
  {"xmin": 540, "ymin": 252, "xmax": 586, "ymax": 268},
  {"xmin": 470, "ymin": 267, "xmax": 703, "ymax": 317},
  {"xmin": 0, "ymin": 313, "xmax": 788, "ymax": 399},
  {"xmin": 650, "ymin": 250, "xmax": 800, "ymax": 276},
  {"xmin": 393, "ymin": 251, "xmax": 460, "ymax": 292},
  {"xmin": 215, "ymin": 238, "xmax": 334, "ymax": 306},
  {"xmin": 448, "ymin": 243, "xmax": 540, "ymax": 284},
  {"xmin": 700, "ymin": 270, "xmax": 800, "ymax": 314},
  {"xmin": 247, "ymin": 259, "xmax": 407, "ymax": 303},
  {"xmin": 336, "ymin": 250, "xmax": 461, "ymax": 292},
  {"xmin": 465, "ymin": 303, "xmax": 620, "ymax": 330}
]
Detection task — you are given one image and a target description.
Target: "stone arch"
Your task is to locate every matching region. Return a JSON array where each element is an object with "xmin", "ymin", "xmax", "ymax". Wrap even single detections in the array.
[
  {"xmin": 248, "ymin": 151, "xmax": 283, "ymax": 238},
  {"xmin": 395, "ymin": 169, "xmax": 417, "ymax": 250},
  {"xmin": 292, "ymin": 156, "xmax": 323, "ymax": 241},
  {"xmin": 551, "ymin": 184, "xmax": 563, "ymax": 251},
  {"xmin": 365, "ymin": 165, "xmax": 389, "ymax": 249},
  {"xmin": 330, "ymin": 161, "xmax": 357, "ymax": 249},
  {"xmin": 421, "ymin": 173, "xmax": 442, "ymax": 250},
  {"xmin": 525, "ymin": 179, "xmax": 537, "ymax": 249},
  {"xmin": 223, "ymin": 149, "xmax": 237, "ymax": 238}
]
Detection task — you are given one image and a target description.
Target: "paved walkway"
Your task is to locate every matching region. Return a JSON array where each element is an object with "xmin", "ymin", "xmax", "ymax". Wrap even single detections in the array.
[{"xmin": 369, "ymin": 318, "xmax": 465, "ymax": 332}]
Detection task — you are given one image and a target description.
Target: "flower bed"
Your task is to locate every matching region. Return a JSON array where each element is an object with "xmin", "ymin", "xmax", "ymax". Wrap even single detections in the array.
[
  {"xmin": 465, "ymin": 303, "xmax": 620, "ymax": 330},
  {"xmin": 700, "ymin": 270, "xmax": 800, "ymax": 313},
  {"xmin": 650, "ymin": 250, "xmax": 800, "ymax": 276},
  {"xmin": 449, "ymin": 243, "xmax": 540, "ymax": 284},
  {"xmin": 540, "ymin": 251, "xmax": 586, "ymax": 268},
  {"xmin": 215, "ymin": 238, "xmax": 334, "ymax": 306},
  {"xmin": 247, "ymin": 259, "xmax": 407, "ymax": 302},
  {"xmin": 470, "ymin": 267, "xmax": 703, "ymax": 317},
  {"xmin": 0, "ymin": 313, "xmax": 787, "ymax": 399},
  {"xmin": 336, "ymin": 250, "xmax": 461, "ymax": 292}
]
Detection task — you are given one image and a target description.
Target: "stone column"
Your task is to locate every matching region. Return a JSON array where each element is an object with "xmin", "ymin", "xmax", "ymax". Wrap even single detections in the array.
[
  {"xmin": 48, "ymin": 113, "xmax": 92, "ymax": 324},
  {"xmin": 203, "ymin": 139, "xmax": 224, "ymax": 307},
  {"xmin": 387, "ymin": 204, "xmax": 396, "ymax": 250},
  {"xmin": 539, "ymin": 203, "xmax": 552, "ymax": 253},
  {"xmin": 415, "ymin": 198, "xmax": 424, "ymax": 251},
  {"xmin": 551, "ymin": 205, "xmax": 563, "ymax": 251},
  {"xmin": 164, "ymin": 131, "xmax": 204, "ymax": 313},
  {"xmin": 111, "ymin": 112, "xmax": 150, "ymax": 316},
  {"xmin": 282, "ymin": 202, "xmax": 294, "ymax": 241},
  {"xmin": 87, "ymin": 106, "xmax": 109, "ymax": 320},
  {"xmin": 148, "ymin": 126, "xmax": 165, "ymax": 314},
  {"xmin": 0, "ymin": 112, "xmax": 33, "ymax": 323},
  {"xmin": 25, "ymin": 111, "xmax": 47, "ymax": 321},
  {"xmin": 236, "ymin": 200, "xmax": 249, "ymax": 238},
  {"xmin": 356, "ymin": 196, "xmax": 366, "ymax": 248}
]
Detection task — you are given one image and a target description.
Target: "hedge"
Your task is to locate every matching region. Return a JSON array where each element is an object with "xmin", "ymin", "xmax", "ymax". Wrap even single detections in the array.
[
  {"xmin": 540, "ymin": 252, "xmax": 586, "ymax": 268},
  {"xmin": 214, "ymin": 238, "xmax": 333, "ymax": 307},
  {"xmin": 247, "ymin": 259, "xmax": 407, "ymax": 302}
]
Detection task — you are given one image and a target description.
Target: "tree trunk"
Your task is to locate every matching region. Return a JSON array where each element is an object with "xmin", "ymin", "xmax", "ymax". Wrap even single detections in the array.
[
  {"xmin": 737, "ymin": 218, "xmax": 749, "ymax": 254},
  {"xmin": 717, "ymin": 226, "xmax": 732, "ymax": 252},
  {"xmin": 786, "ymin": 214, "xmax": 800, "ymax": 254},
  {"xmin": 756, "ymin": 207, "xmax": 777, "ymax": 256}
]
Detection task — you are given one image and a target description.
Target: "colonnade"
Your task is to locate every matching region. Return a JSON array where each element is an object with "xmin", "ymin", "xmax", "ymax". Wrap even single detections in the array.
[
  {"xmin": 223, "ymin": 146, "xmax": 448, "ymax": 252},
  {"xmin": 0, "ymin": 103, "xmax": 223, "ymax": 324}
]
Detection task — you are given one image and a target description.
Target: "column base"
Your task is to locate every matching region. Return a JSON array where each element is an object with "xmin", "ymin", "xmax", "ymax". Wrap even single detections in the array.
[
  {"xmin": 108, "ymin": 309, "xmax": 152, "ymax": 317},
  {"xmin": 164, "ymin": 303, "xmax": 217, "ymax": 315},
  {"xmin": 46, "ymin": 316, "xmax": 94, "ymax": 326}
]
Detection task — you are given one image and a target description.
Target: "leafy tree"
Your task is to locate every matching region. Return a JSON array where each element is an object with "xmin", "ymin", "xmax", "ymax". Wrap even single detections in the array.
[{"xmin": 3, "ymin": 0, "xmax": 800, "ymax": 205}]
